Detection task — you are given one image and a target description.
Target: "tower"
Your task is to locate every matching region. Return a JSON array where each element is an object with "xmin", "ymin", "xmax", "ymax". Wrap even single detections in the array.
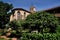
[{"xmin": 30, "ymin": 5, "xmax": 36, "ymax": 13}]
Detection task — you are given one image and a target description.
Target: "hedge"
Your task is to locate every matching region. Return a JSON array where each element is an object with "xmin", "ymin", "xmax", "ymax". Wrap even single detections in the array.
[{"xmin": 20, "ymin": 32, "xmax": 60, "ymax": 40}]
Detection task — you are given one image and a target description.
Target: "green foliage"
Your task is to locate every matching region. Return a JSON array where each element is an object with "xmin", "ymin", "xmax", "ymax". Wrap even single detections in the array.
[
  {"xmin": 0, "ymin": 38, "xmax": 5, "ymax": 40},
  {"xmin": 56, "ymin": 25, "xmax": 60, "ymax": 33},
  {"xmin": 0, "ymin": 1, "xmax": 13, "ymax": 29},
  {"xmin": 8, "ymin": 20, "xmax": 19, "ymax": 30},
  {"xmin": 20, "ymin": 32, "xmax": 60, "ymax": 40},
  {"xmin": 8, "ymin": 20, "xmax": 23, "ymax": 31},
  {"xmin": 0, "ymin": 29, "xmax": 7, "ymax": 36},
  {"xmin": 5, "ymin": 20, "xmax": 24, "ymax": 37},
  {"xmin": 0, "ymin": 29, "xmax": 4, "ymax": 35},
  {"xmin": 56, "ymin": 17, "xmax": 60, "ymax": 33},
  {"xmin": 23, "ymin": 12, "xmax": 59, "ymax": 33},
  {"xmin": 1, "ymin": 11, "xmax": 59, "ymax": 39}
]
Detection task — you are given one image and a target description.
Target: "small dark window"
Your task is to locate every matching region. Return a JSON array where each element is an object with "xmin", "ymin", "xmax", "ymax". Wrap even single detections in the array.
[
  {"xmin": 18, "ymin": 11, "xmax": 20, "ymax": 16},
  {"xmin": 17, "ymin": 11, "xmax": 20, "ymax": 20},
  {"xmin": 24, "ymin": 12, "xmax": 26, "ymax": 18}
]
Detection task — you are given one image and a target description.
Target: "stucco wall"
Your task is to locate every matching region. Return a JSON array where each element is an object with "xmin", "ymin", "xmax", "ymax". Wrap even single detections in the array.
[
  {"xmin": 14, "ymin": 10, "xmax": 18, "ymax": 20},
  {"xmin": 10, "ymin": 15, "xmax": 13, "ymax": 21},
  {"xmin": 25, "ymin": 12, "xmax": 30, "ymax": 18},
  {"xmin": 10, "ymin": 10, "xmax": 31, "ymax": 21}
]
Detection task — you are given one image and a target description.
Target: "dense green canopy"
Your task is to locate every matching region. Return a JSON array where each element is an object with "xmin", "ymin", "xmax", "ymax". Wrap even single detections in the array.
[
  {"xmin": 23, "ymin": 12, "xmax": 59, "ymax": 33},
  {"xmin": 0, "ymin": 1, "xmax": 13, "ymax": 28}
]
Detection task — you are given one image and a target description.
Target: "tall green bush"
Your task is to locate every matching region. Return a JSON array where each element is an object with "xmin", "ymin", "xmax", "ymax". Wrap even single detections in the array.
[{"xmin": 22, "ymin": 12, "xmax": 59, "ymax": 33}]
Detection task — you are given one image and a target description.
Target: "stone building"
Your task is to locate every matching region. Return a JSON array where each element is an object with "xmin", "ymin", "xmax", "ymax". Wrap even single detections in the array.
[{"xmin": 10, "ymin": 6, "xmax": 36, "ymax": 21}]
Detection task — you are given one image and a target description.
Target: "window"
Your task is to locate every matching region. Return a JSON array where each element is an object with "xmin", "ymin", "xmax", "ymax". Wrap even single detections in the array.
[
  {"xmin": 17, "ymin": 11, "xmax": 20, "ymax": 20},
  {"xmin": 24, "ymin": 12, "xmax": 26, "ymax": 18}
]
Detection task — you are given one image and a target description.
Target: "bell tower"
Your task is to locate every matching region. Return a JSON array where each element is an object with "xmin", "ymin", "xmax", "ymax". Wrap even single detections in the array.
[{"xmin": 30, "ymin": 5, "xmax": 36, "ymax": 13}]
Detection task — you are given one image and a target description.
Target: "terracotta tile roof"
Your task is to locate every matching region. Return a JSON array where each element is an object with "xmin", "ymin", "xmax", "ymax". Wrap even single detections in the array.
[
  {"xmin": 45, "ymin": 6, "xmax": 60, "ymax": 12},
  {"xmin": 12, "ymin": 8, "xmax": 31, "ymax": 13},
  {"xmin": 43, "ymin": 6, "xmax": 60, "ymax": 14}
]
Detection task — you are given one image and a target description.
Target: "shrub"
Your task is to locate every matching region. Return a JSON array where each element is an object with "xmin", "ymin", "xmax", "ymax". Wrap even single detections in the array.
[
  {"xmin": 20, "ymin": 32, "xmax": 60, "ymax": 40},
  {"xmin": 22, "ymin": 12, "xmax": 59, "ymax": 33},
  {"xmin": 0, "ymin": 38, "xmax": 5, "ymax": 40}
]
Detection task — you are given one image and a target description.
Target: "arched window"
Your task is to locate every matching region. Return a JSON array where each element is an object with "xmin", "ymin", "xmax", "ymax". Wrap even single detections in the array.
[
  {"xmin": 17, "ymin": 11, "xmax": 20, "ymax": 20},
  {"xmin": 24, "ymin": 12, "xmax": 26, "ymax": 17}
]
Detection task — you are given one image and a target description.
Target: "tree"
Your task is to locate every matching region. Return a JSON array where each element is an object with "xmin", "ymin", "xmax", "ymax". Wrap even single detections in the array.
[
  {"xmin": 8, "ymin": 20, "xmax": 20, "ymax": 30},
  {"xmin": 0, "ymin": 1, "xmax": 13, "ymax": 29},
  {"xmin": 23, "ymin": 12, "xmax": 59, "ymax": 33},
  {"xmin": 5, "ymin": 20, "xmax": 23, "ymax": 38}
]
